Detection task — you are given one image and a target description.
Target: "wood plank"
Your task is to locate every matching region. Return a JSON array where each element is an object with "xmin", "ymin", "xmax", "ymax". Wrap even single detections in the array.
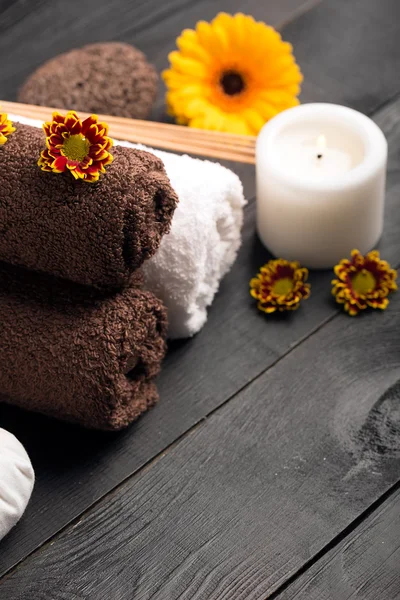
[
  {"xmin": 0, "ymin": 0, "xmax": 314, "ymax": 201},
  {"xmin": 2, "ymin": 0, "xmax": 400, "ymax": 577},
  {"xmin": 2, "ymin": 288, "xmax": 399, "ymax": 598},
  {"xmin": 277, "ymin": 487, "xmax": 400, "ymax": 600},
  {"xmin": 2, "ymin": 0, "xmax": 399, "ymax": 196},
  {"xmin": 283, "ymin": 0, "xmax": 400, "ymax": 115},
  {"xmin": 0, "ymin": 0, "xmax": 310, "ymax": 101},
  {"xmin": 148, "ymin": 0, "xmax": 400, "ymax": 123},
  {"xmin": 0, "ymin": 199, "xmax": 336, "ymax": 576},
  {"xmin": 1, "ymin": 100, "xmax": 258, "ymax": 165}
]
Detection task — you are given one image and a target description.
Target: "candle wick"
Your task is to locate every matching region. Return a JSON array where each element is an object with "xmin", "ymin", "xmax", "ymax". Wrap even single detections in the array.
[{"xmin": 317, "ymin": 153, "xmax": 323, "ymax": 159}]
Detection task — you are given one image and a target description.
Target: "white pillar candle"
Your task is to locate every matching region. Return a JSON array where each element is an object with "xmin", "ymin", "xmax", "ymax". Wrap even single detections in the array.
[{"xmin": 256, "ymin": 103, "xmax": 387, "ymax": 269}]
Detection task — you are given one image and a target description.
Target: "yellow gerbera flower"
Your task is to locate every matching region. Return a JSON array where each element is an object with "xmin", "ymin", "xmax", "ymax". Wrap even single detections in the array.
[{"xmin": 163, "ymin": 12, "xmax": 302, "ymax": 135}]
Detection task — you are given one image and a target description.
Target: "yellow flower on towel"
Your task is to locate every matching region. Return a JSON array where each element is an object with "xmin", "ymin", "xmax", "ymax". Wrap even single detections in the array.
[
  {"xmin": 0, "ymin": 112, "xmax": 15, "ymax": 144},
  {"xmin": 332, "ymin": 249, "xmax": 397, "ymax": 316},
  {"xmin": 38, "ymin": 111, "xmax": 113, "ymax": 183},
  {"xmin": 250, "ymin": 259, "xmax": 310, "ymax": 313},
  {"xmin": 163, "ymin": 12, "xmax": 302, "ymax": 135}
]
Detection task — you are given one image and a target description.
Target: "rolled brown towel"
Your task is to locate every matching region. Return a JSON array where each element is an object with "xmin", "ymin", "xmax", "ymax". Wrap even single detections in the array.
[
  {"xmin": 0, "ymin": 262, "xmax": 167, "ymax": 430},
  {"xmin": 18, "ymin": 42, "xmax": 158, "ymax": 120},
  {"xmin": 0, "ymin": 123, "xmax": 178, "ymax": 289}
]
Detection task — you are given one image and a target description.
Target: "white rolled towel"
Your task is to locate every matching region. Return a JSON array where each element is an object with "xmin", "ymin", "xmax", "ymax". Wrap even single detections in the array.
[
  {"xmin": 9, "ymin": 115, "xmax": 246, "ymax": 338},
  {"xmin": 0, "ymin": 428, "xmax": 35, "ymax": 540}
]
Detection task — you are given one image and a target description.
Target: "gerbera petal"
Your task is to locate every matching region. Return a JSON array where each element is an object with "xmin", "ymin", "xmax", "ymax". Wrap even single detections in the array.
[
  {"xmin": 91, "ymin": 149, "xmax": 110, "ymax": 161},
  {"xmin": 48, "ymin": 148, "xmax": 61, "ymax": 159},
  {"xmin": 81, "ymin": 115, "xmax": 99, "ymax": 135},
  {"xmin": 0, "ymin": 112, "xmax": 15, "ymax": 144},
  {"xmin": 80, "ymin": 156, "xmax": 93, "ymax": 168},
  {"xmin": 177, "ymin": 29, "xmax": 214, "ymax": 64},
  {"xmin": 85, "ymin": 171, "xmax": 100, "ymax": 183},
  {"xmin": 220, "ymin": 115, "xmax": 250, "ymax": 135},
  {"xmin": 168, "ymin": 51, "xmax": 209, "ymax": 79},
  {"xmin": 241, "ymin": 109, "xmax": 265, "ymax": 134},
  {"xmin": 47, "ymin": 133, "xmax": 63, "ymax": 147},
  {"xmin": 52, "ymin": 155, "xmax": 68, "ymax": 173},
  {"xmin": 102, "ymin": 153, "xmax": 113, "ymax": 166},
  {"xmin": 195, "ymin": 20, "xmax": 220, "ymax": 53},
  {"xmin": 43, "ymin": 123, "xmax": 52, "ymax": 137},
  {"xmin": 52, "ymin": 112, "xmax": 67, "ymax": 124},
  {"xmin": 69, "ymin": 168, "xmax": 82, "ymax": 180},
  {"xmin": 368, "ymin": 297, "xmax": 389, "ymax": 310},
  {"xmin": 64, "ymin": 113, "xmax": 82, "ymax": 135}
]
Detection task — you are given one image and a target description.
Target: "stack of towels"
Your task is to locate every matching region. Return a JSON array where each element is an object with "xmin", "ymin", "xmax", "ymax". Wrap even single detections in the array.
[
  {"xmin": 11, "ymin": 115, "xmax": 247, "ymax": 339},
  {"xmin": 1, "ymin": 117, "xmax": 246, "ymax": 429},
  {"xmin": 0, "ymin": 123, "xmax": 177, "ymax": 430}
]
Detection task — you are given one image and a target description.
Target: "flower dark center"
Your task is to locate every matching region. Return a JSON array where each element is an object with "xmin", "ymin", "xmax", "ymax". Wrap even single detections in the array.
[
  {"xmin": 272, "ymin": 277, "xmax": 294, "ymax": 296},
  {"xmin": 220, "ymin": 70, "xmax": 245, "ymax": 96},
  {"xmin": 351, "ymin": 269, "xmax": 377, "ymax": 295},
  {"xmin": 63, "ymin": 134, "xmax": 90, "ymax": 162}
]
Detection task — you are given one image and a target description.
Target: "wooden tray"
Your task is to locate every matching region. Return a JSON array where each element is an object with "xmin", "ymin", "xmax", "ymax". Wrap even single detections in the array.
[{"xmin": 1, "ymin": 100, "xmax": 256, "ymax": 164}]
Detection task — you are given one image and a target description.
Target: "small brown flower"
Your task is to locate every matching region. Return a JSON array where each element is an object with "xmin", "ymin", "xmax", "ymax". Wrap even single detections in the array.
[
  {"xmin": 332, "ymin": 249, "xmax": 397, "ymax": 316},
  {"xmin": 38, "ymin": 111, "xmax": 113, "ymax": 183},
  {"xmin": 0, "ymin": 112, "xmax": 15, "ymax": 145},
  {"xmin": 250, "ymin": 258, "xmax": 310, "ymax": 313}
]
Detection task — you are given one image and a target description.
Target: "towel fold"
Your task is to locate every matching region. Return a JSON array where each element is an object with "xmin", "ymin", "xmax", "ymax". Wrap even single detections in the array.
[
  {"xmin": 0, "ymin": 123, "xmax": 178, "ymax": 289},
  {"xmin": 0, "ymin": 429, "xmax": 35, "ymax": 540},
  {"xmin": 0, "ymin": 262, "xmax": 167, "ymax": 430},
  {"xmin": 9, "ymin": 115, "xmax": 246, "ymax": 338},
  {"xmin": 139, "ymin": 148, "xmax": 246, "ymax": 338}
]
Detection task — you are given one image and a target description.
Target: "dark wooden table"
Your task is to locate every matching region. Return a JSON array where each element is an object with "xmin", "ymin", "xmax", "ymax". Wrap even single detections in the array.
[{"xmin": 1, "ymin": 0, "xmax": 400, "ymax": 598}]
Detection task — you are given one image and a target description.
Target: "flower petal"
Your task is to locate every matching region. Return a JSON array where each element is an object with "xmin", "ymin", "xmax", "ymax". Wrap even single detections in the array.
[{"xmin": 52, "ymin": 155, "xmax": 68, "ymax": 172}]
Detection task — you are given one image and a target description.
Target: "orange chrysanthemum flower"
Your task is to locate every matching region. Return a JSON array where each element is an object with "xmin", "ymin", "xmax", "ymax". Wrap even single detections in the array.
[
  {"xmin": 250, "ymin": 259, "xmax": 310, "ymax": 313},
  {"xmin": 163, "ymin": 13, "xmax": 302, "ymax": 135},
  {"xmin": 38, "ymin": 111, "xmax": 113, "ymax": 183},
  {"xmin": 332, "ymin": 249, "xmax": 397, "ymax": 316},
  {"xmin": 0, "ymin": 112, "xmax": 16, "ymax": 145}
]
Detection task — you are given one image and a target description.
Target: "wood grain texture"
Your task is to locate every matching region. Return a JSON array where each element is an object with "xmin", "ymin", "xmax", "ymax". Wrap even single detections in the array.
[
  {"xmin": 2, "ymin": 292, "xmax": 399, "ymax": 599},
  {"xmin": 0, "ymin": 0, "xmax": 308, "ymax": 100},
  {"xmin": 2, "ymin": 0, "xmax": 400, "ymax": 578},
  {"xmin": 283, "ymin": 0, "xmax": 400, "ymax": 115},
  {"xmin": 0, "ymin": 200, "xmax": 336, "ymax": 577},
  {"xmin": 278, "ymin": 487, "xmax": 400, "ymax": 600},
  {"xmin": 1, "ymin": 100, "xmax": 257, "ymax": 164},
  {"xmin": 0, "ymin": 0, "xmax": 309, "ymax": 200},
  {"xmin": 2, "ymin": 95, "xmax": 399, "ymax": 578}
]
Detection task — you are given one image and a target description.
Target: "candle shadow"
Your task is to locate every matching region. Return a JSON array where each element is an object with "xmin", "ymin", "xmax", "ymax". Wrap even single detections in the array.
[{"xmin": 250, "ymin": 230, "xmax": 274, "ymax": 269}]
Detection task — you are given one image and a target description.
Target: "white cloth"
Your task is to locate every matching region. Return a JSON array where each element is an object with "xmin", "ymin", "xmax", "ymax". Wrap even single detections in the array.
[
  {"xmin": 10, "ymin": 115, "xmax": 246, "ymax": 338},
  {"xmin": 0, "ymin": 428, "xmax": 35, "ymax": 540}
]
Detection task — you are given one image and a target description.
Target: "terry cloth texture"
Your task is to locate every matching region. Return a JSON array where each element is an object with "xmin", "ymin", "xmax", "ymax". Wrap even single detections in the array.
[
  {"xmin": 10, "ymin": 115, "xmax": 247, "ymax": 339},
  {"xmin": 0, "ymin": 428, "xmax": 35, "ymax": 541},
  {"xmin": 120, "ymin": 141, "xmax": 246, "ymax": 338},
  {"xmin": 0, "ymin": 262, "xmax": 167, "ymax": 431},
  {"xmin": 18, "ymin": 42, "xmax": 158, "ymax": 120},
  {"xmin": 0, "ymin": 124, "xmax": 178, "ymax": 289}
]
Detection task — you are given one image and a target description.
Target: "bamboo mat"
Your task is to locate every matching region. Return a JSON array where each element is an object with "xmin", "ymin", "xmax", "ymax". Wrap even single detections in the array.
[{"xmin": 1, "ymin": 100, "xmax": 256, "ymax": 164}]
